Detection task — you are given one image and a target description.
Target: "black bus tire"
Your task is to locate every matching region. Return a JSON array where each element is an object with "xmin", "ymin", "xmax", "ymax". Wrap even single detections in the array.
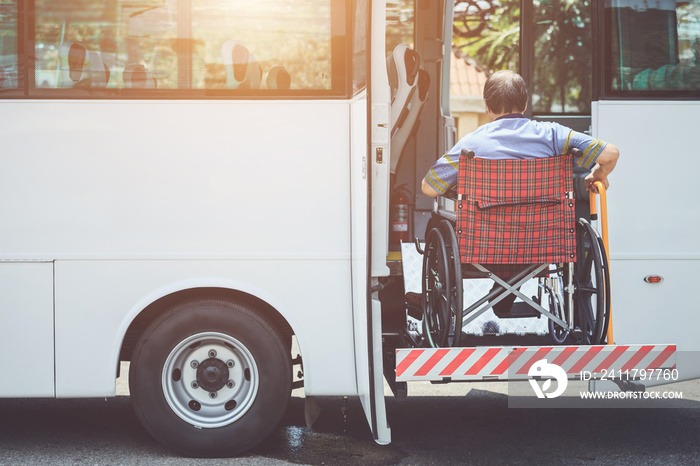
[{"xmin": 129, "ymin": 298, "xmax": 292, "ymax": 457}]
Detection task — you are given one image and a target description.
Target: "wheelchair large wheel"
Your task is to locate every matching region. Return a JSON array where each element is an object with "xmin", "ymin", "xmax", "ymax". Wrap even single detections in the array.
[
  {"xmin": 422, "ymin": 227, "xmax": 452, "ymax": 347},
  {"xmin": 574, "ymin": 219, "xmax": 609, "ymax": 345},
  {"xmin": 597, "ymin": 235, "xmax": 612, "ymax": 344},
  {"xmin": 437, "ymin": 220, "xmax": 463, "ymax": 347}
]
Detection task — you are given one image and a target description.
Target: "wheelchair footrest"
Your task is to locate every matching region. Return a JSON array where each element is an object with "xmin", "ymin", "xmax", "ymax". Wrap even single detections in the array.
[{"xmin": 496, "ymin": 302, "xmax": 541, "ymax": 319}]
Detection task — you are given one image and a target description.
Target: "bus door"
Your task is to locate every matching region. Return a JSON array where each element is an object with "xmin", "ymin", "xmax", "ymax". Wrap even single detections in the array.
[
  {"xmin": 520, "ymin": 0, "xmax": 594, "ymax": 132},
  {"xmin": 355, "ymin": 0, "xmax": 457, "ymax": 443},
  {"xmin": 352, "ymin": 0, "xmax": 392, "ymax": 446}
]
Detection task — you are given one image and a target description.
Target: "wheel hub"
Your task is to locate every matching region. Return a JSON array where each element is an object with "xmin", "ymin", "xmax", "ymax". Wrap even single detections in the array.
[
  {"xmin": 162, "ymin": 332, "xmax": 260, "ymax": 428},
  {"xmin": 196, "ymin": 358, "xmax": 230, "ymax": 392}
]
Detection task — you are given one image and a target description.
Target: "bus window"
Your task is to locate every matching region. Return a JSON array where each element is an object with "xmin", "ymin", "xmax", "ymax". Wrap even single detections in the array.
[
  {"xmin": 34, "ymin": 0, "xmax": 181, "ymax": 90},
  {"xmin": 0, "ymin": 0, "xmax": 18, "ymax": 90},
  {"xmin": 386, "ymin": 0, "xmax": 415, "ymax": 54},
  {"xmin": 191, "ymin": 0, "xmax": 332, "ymax": 91},
  {"xmin": 31, "ymin": 0, "xmax": 345, "ymax": 96},
  {"xmin": 531, "ymin": 0, "xmax": 592, "ymax": 114},
  {"xmin": 606, "ymin": 0, "xmax": 700, "ymax": 94},
  {"xmin": 352, "ymin": 0, "xmax": 369, "ymax": 94}
]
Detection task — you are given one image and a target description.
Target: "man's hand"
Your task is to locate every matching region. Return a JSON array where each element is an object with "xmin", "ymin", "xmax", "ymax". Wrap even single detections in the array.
[
  {"xmin": 585, "ymin": 143, "xmax": 619, "ymax": 192},
  {"xmin": 585, "ymin": 171, "xmax": 609, "ymax": 193}
]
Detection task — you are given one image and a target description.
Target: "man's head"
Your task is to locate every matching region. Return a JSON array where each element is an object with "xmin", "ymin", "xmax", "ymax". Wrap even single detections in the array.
[{"xmin": 483, "ymin": 70, "xmax": 528, "ymax": 116}]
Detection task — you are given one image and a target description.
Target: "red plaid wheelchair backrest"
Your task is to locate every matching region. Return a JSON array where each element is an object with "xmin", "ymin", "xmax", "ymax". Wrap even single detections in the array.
[{"xmin": 456, "ymin": 154, "xmax": 576, "ymax": 265}]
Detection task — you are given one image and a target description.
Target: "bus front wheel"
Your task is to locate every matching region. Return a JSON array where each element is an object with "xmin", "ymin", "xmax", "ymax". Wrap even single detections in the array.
[{"xmin": 129, "ymin": 298, "xmax": 292, "ymax": 457}]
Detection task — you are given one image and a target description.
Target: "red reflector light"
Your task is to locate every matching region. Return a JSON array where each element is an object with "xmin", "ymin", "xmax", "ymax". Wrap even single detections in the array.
[{"xmin": 644, "ymin": 275, "xmax": 664, "ymax": 284}]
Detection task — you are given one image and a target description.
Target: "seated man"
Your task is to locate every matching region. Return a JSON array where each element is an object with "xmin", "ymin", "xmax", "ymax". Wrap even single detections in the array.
[
  {"xmin": 421, "ymin": 70, "xmax": 619, "ymax": 318},
  {"xmin": 422, "ymin": 70, "xmax": 619, "ymax": 198}
]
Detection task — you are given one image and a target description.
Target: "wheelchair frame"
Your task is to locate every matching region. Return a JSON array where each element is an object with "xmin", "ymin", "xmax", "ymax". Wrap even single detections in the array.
[{"xmin": 417, "ymin": 149, "xmax": 611, "ymax": 348}]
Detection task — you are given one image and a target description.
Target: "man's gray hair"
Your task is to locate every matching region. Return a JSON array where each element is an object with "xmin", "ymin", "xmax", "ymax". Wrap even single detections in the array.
[{"xmin": 483, "ymin": 70, "xmax": 528, "ymax": 114}]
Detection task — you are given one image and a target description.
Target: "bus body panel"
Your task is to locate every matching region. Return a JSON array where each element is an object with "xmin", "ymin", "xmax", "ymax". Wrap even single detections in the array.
[
  {"xmin": 0, "ymin": 262, "xmax": 55, "ymax": 397},
  {"xmin": 595, "ymin": 101, "xmax": 700, "ymax": 256},
  {"xmin": 0, "ymin": 99, "xmax": 364, "ymax": 398},
  {"xmin": 604, "ymin": 258, "xmax": 700, "ymax": 379},
  {"xmin": 594, "ymin": 100, "xmax": 700, "ymax": 376},
  {"xmin": 54, "ymin": 259, "xmax": 358, "ymax": 397},
  {"xmin": 0, "ymin": 100, "xmax": 352, "ymax": 259}
]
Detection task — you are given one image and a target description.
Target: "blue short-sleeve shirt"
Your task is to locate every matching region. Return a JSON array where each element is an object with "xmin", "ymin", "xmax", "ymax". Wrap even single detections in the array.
[{"xmin": 424, "ymin": 114, "xmax": 607, "ymax": 195}]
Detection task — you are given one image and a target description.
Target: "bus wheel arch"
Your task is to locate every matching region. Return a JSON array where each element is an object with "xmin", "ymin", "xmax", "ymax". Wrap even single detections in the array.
[
  {"xmin": 120, "ymin": 287, "xmax": 294, "ymax": 363},
  {"xmin": 125, "ymin": 291, "xmax": 293, "ymax": 457}
]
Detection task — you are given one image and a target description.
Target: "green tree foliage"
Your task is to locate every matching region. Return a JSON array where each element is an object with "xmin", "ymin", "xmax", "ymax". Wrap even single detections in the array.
[
  {"xmin": 453, "ymin": 0, "xmax": 520, "ymax": 74},
  {"xmin": 453, "ymin": 0, "xmax": 592, "ymax": 113},
  {"xmin": 530, "ymin": 0, "xmax": 591, "ymax": 113}
]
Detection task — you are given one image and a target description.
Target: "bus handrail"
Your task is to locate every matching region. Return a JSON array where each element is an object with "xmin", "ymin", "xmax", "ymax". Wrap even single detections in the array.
[{"xmin": 590, "ymin": 181, "xmax": 613, "ymax": 345}]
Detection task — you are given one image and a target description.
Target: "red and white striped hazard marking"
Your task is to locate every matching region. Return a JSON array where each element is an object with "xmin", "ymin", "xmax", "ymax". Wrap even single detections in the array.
[{"xmin": 395, "ymin": 344, "xmax": 676, "ymax": 382}]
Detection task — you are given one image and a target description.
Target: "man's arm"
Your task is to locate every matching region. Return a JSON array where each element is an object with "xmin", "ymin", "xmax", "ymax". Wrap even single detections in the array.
[
  {"xmin": 421, "ymin": 154, "xmax": 460, "ymax": 197},
  {"xmin": 421, "ymin": 178, "xmax": 440, "ymax": 197},
  {"xmin": 585, "ymin": 143, "xmax": 619, "ymax": 192}
]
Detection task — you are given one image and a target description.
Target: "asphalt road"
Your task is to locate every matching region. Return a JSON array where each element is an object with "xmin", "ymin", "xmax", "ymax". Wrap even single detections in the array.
[{"xmin": 1, "ymin": 377, "xmax": 700, "ymax": 465}]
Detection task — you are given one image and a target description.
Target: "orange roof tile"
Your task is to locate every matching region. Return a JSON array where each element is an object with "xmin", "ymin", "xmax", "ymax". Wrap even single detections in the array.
[{"xmin": 450, "ymin": 50, "xmax": 488, "ymax": 98}]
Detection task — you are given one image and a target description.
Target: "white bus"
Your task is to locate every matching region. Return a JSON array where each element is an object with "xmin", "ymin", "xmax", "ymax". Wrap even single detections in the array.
[{"xmin": 0, "ymin": 0, "xmax": 697, "ymax": 458}]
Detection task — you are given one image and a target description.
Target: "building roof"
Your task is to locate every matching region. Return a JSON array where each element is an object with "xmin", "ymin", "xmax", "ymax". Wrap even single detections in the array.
[
  {"xmin": 450, "ymin": 50, "xmax": 488, "ymax": 113},
  {"xmin": 450, "ymin": 50, "xmax": 487, "ymax": 97}
]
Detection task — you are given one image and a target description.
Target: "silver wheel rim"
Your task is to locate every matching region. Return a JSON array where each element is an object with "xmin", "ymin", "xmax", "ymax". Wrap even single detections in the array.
[{"xmin": 162, "ymin": 332, "xmax": 259, "ymax": 428}]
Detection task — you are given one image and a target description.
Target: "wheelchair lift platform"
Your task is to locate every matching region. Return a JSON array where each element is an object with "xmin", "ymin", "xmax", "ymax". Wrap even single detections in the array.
[{"xmin": 395, "ymin": 344, "xmax": 676, "ymax": 382}]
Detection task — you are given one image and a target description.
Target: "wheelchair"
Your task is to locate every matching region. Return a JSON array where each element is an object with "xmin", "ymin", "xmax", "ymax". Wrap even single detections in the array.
[{"xmin": 417, "ymin": 148, "xmax": 610, "ymax": 348}]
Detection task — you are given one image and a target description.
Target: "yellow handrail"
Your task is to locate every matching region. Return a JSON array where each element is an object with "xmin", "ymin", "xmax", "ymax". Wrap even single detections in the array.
[{"xmin": 590, "ymin": 181, "xmax": 613, "ymax": 345}]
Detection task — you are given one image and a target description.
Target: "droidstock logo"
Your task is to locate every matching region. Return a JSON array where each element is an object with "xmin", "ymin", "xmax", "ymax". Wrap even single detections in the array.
[{"xmin": 528, "ymin": 359, "xmax": 568, "ymax": 399}]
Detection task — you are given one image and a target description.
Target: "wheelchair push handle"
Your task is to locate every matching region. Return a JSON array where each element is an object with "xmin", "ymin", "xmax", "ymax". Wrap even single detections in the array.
[
  {"xmin": 569, "ymin": 147, "xmax": 583, "ymax": 158},
  {"xmin": 460, "ymin": 148, "xmax": 475, "ymax": 159},
  {"xmin": 589, "ymin": 181, "xmax": 608, "ymax": 245}
]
